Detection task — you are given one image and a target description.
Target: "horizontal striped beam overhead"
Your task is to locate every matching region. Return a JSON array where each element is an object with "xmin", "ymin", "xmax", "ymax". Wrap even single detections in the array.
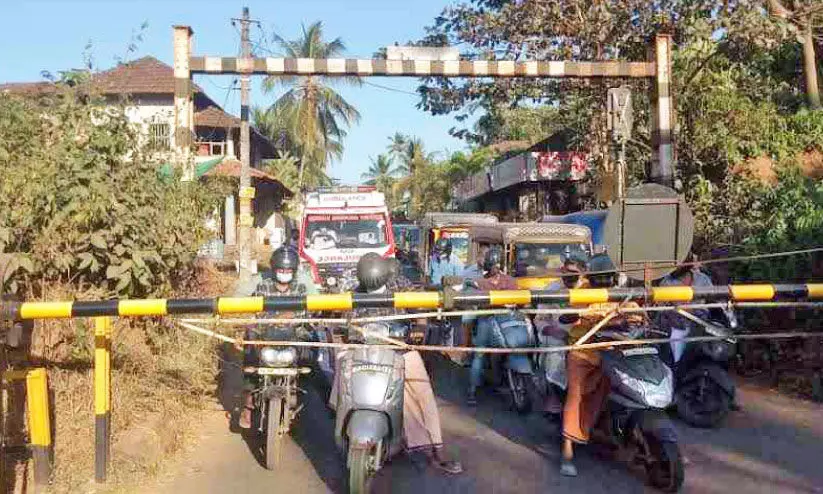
[
  {"xmin": 3, "ymin": 284, "xmax": 823, "ymax": 320},
  {"xmin": 189, "ymin": 57, "xmax": 656, "ymax": 78}
]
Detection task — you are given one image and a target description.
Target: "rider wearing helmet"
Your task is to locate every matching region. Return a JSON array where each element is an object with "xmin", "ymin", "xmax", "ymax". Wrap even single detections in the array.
[
  {"xmin": 238, "ymin": 247, "xmax": 307, "ymax": 429},
  {"xmin": 560, "ymin": 253, "xmax": 643, "ymax": 477},
  {"xmin": 328, "ymin": 254, "xmax": 464, "ymax": 475},
  {"xmin": 429, "ymin": 238, "xmax": 464, "ymax": 288},
  {"xmin": 356, "ymin": 252, "xmax": 392, "ymax": 293},
  {"xmin": 466, "ymin": 249, "xmax": 526, "ymax": 405}
]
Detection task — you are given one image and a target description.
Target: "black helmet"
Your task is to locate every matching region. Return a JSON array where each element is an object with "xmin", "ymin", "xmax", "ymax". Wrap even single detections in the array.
[
  {"xmin": 587, "ymin": 253, "xmax": 617, "ymax": 288},
  {"xmin": 483, "ymin": 249, "xmax": 504, "ymax": 273},
  {"xmin": 357, "ymin": 253, "xmax": 391, "ymax": 292},
  {"xmin": 560, "ymin": 257, "xmax": 587, "ymax": 288},
  {"xmin": 434, "ymin": 238, "xmax": 452, "ymax": 256},
  {"xmin": 270, "ymin": 247, "xmax": 299, "ymax": 271}
]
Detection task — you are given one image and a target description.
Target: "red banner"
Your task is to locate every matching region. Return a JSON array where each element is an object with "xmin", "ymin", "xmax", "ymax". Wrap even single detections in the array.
[{"xmin": 532, "ymin": 151, "xmax": 591, "ymax": 181}]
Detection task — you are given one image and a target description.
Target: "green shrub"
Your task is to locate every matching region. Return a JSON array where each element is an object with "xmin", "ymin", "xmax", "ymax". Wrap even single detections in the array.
[{"xmin": 0, "ymin": 83, "xmax": 221, "ymax": 298}]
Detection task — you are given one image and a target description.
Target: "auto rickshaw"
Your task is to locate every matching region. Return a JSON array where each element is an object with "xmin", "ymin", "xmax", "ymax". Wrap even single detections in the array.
[
  {"xmin": 503, "ymin": 223, "xmax": 593, "ymax": 289},
  {"xmin": 392, "ymin": 222, "xmax": 422, "ymax": 282},
  {"xmin": 466, "ymin": 222, "xmax": 592, "ymax": 289},
  {"xmin": 466, "ymin": 223, "xmax": 508, "ymax": 275},
  {"xmin": 418, "ymin": 212, "xmax": 498, "ymax": 284}
]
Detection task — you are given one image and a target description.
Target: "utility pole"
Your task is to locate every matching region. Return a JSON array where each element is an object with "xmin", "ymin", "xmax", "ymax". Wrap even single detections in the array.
[{"xmin": 235, "ymin": 7, "xmax": 254, "ymax": 279}]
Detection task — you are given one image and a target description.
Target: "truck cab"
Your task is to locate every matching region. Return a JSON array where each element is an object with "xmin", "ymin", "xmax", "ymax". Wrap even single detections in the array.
[{"xmin": 299, "ymin": 186, "xmax": 395, "ymax": 292}]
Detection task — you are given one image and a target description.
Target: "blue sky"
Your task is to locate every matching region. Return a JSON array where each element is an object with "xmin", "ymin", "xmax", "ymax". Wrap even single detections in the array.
[{"xmin": 0, "ymin": 0, "xmax": 474, "ymax": 182}]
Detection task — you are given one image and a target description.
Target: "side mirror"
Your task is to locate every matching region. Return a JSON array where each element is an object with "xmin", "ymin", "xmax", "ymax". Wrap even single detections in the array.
[{"xmin": 724, "ymin": 306, "xmax": 739, "ymax": 330}]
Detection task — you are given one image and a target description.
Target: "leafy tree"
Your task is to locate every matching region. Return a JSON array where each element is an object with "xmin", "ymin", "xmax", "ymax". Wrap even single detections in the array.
[
  {"xmin": 262, "ymin": 21, "xmax": 361, "ymax": 189},
  {"xmin": 472, "ymin": 106, "xmax": 561, "ymax": 145},
  {"xmin": 441, "ymin": 147, "xmax": 495, "ymax": 183},
  {"xmin": 768, "ymin": 0, "xmax": 823, "ymax": 108},
  {"xmin": 387, "ymin": 132, "xmax": 410, "ymax": 165},
  {"xmin": 0, "ymin": 83, "xmax": 220, "ymax": 297},
  {"xmin": 253, "ymin": 106, "xmax": 333, "ymax": 190},
  {"xmin": 386, "ymin": 135, "xmax": 442, "ymax": 216},
  {"xmin": 361, "ymin": 154, "xmax": 400, "ymax": 207},
  {"xmin": 419, "ymin": 1, "xmax": 792, "ymax": 188}
]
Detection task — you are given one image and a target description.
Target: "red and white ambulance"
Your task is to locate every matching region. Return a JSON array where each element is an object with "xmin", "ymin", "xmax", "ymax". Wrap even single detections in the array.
[{"xmin": 298, "ymin": 186, "xmax": 395, "ymax": 291}]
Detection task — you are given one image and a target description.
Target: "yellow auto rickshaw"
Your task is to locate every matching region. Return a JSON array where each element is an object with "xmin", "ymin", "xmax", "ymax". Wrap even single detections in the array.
[{"xmin": 503, "ymin": 223, "xmax": 593, "ymax": 289}]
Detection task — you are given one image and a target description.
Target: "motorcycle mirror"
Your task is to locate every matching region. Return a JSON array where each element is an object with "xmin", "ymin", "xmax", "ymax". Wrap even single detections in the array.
[{"xmin": 724, "ymin": 306, "xmax": 739, "ymax": 329}]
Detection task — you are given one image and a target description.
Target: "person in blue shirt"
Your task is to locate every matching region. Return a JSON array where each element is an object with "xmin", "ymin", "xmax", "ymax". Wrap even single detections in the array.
[
  {"xmin": 428, "ymin": 238, "xmax": 464, "ymax": 287},
  {"xmin": 461, "ymin": 245, "xmax": 487, "ymax": 281}
]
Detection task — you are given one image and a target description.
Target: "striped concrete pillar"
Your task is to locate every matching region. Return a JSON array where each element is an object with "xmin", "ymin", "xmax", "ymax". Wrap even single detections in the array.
[
  {"xmin": 173, "ymin": 25, "xmax": 194, "ymax": 180},
  {"xmin": 650, "ymin": 34, "xmax": 674, "ymax": 187}
]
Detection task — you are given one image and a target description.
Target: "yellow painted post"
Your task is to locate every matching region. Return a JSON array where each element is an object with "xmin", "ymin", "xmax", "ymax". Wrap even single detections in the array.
[
  {"xmin": 24, "ymin": 368, "xmax": 52, "ymax": 490},
  {"xmin": 104, "ymin": 318, "xmax": 112, "ymax": 465},
  {"xmin": 94, "ymin": 317, "xmax": 112, "ymax": 483}
]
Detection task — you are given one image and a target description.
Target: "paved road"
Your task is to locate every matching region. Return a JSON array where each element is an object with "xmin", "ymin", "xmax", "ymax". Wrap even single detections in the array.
[{"xmin": 153, "ymin": 350, "xmax": 823, "ymax": 494}]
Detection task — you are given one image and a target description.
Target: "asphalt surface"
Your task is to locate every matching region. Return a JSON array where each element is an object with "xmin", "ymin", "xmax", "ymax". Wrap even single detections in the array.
[{"xmin": 153, "ymin": 349, "xmax": 823, "ymax": 494}]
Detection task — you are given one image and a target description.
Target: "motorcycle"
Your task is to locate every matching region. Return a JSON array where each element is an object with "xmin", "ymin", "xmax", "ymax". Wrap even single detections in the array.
[
  {"xmin": 246, "ymin": 282, "xmax": 312, "ymax": 469},
  {"xmin": 472, "ymin": 310, "xmax": 537, "ymax": 414},
  {"xmin": 331, "ymin": 321, "xmax": 409, "ymax": 494},
  {"xmin": 244, "ymin": 325, "xmax": 311, "ymax": 470},
  {"xmin": 666, "ymin": 305, "xmax": 738, "ymax": 428},
  {"xmin": 597, "ymin": 325, "xmax": 685, "ymax": 492},
  {"xmin": 539, "ymin": 318, "xmax": 684, "ymax": 492}
]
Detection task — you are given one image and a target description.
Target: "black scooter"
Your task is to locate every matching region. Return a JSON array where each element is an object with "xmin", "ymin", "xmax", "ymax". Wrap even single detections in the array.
[{"xmin": 663, "ymin": 306, "xmax": 738, "ymax": 428}]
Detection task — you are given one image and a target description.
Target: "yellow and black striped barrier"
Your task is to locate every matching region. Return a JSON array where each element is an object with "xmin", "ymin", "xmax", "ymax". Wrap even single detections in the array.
[
  {"xmin": 94, "ymin": 317, "xmax": 112, "ymax": 483},
  {"xmin": 2, "ymin": 283, "xmax": 823, "ymax": 320},
  {"xmin": 2, "ymin": 368, "xmax": 52, "ymax": 489}
]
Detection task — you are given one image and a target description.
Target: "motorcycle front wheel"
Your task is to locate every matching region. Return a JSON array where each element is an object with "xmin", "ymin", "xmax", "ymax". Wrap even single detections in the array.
[
  {"xmin": 676, "ymin": 376, "xmax": 731, "ymax": 428},
  {"xmin": 640, "ymin": 432, "xmax": 684, "ymax": 493},
  {"xmin": 348, "ymin": 444, "xmax": 375, "ymax": 494},
  {"xmin": 265, "ymin": 396, "xmax": 288, "ymax": 470}
]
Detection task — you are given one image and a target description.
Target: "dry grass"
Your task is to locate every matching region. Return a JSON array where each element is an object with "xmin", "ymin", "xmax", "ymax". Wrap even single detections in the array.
[{"xmin": 4, "ymin": 261, "xmax": 236, "ymax": 493}]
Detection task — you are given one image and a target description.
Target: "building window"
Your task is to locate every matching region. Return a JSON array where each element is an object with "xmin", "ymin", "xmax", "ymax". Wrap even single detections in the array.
[
  {"xmin": 196, "ymin": 141, "xmax": 226, "ymax": 156},
  {"xmin": 149, "ymin": 123, "xmax": 170, "ymax": 150}
]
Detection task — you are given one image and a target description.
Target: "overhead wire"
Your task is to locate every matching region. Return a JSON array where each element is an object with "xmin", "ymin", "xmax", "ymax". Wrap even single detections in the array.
[{"xmin": 364, "ymin": 80, "xmax": 421, "ymax": 96}]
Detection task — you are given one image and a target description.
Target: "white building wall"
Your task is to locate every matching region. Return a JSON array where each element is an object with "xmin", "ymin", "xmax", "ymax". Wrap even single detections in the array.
[{"xmin": 121, "ymin": 94, "xmax": 176, "ymax": 149}]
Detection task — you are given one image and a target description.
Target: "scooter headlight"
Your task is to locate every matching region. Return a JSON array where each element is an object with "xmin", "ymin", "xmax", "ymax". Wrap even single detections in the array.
[
  {"xmin": 613, "ymin": 367, "xmax": 673, "ymax": 409},
  {"xmin": 260, "ymin": 346, "xmax": 297, "ymax": 367},
  {"xmin": 326, "ymin": 276, "xmax": 337, "ymax": 287},
  {"xmin": 642, "ymin": 371, "xmax": 674, "ymax": 408}
]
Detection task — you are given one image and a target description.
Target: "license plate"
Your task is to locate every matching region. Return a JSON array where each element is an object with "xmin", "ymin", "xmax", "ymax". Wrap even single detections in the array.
[
  {"xmin": 256, "ymin": 367, "xmax": 310, "ymax": 376},
  {"xmin": 621, "ymin": 347, "xmax": 658, "ymax": 357}
]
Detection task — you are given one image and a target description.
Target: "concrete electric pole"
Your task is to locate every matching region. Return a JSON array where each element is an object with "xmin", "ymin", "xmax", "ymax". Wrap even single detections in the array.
[{"xmin": 235, "ymin": 7, "xmax": 254, "ymax": 279}]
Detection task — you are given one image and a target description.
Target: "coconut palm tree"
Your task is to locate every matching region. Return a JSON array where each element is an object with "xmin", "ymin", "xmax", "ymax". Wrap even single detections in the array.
[
  {"xmin": 262, "ymin": 21, "xmax": 361, "ymax": 188},
  {"xmin": 388, "ymin": 136, "xmax": 440, "ymax": 216},
  {"xmin": 388, "ymin": 132, "xmax": 409, "ymax": 164},
  {"xmin": 361, "ymin": 154, "xmax": 397, "ymax": 186},
  {"xmin": 361, "ymin": 154, "xmax": 399, "ymax": 208}
]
